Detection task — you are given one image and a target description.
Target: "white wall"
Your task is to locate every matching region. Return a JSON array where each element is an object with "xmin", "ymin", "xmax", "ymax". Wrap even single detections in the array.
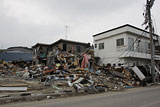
[
  {"xmin": 93, "ymin": 25, "xmax": 160, "ymax": 66},
  {"xmin": 94, "ymin": 33, "xmax": 127, "ymax": 64}
]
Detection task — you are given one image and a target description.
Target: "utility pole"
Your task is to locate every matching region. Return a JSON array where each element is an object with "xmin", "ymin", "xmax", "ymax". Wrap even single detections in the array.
[{"xmin": 145, "ymin": 0, "xmax": 156, "ymax": 83}]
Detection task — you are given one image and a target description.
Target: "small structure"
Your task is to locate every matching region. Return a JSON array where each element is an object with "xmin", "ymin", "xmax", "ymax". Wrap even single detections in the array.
[
  {"xmin": 0, "ymin": 46, "xmax": 32, "ymax": 62},
  {"xmin": 32, "ymin": 39, "xmax": 90, "ymax": 65},
  {"xmin": 93, "ymin": 24, "xmax": 160, "ymax": 66}
]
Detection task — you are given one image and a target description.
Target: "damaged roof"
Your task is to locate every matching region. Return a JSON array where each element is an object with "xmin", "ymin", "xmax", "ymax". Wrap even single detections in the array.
[
  {"xmin": 32, "ymin": 39, "xmax": 91, "ymax": 48},
  {"xmin": 32, "ymin": 43, "xmax": 51, "ymax": 48},
  {"xmin": 51, "ymin": 39, "xmax": 90, "ymax": 46}
]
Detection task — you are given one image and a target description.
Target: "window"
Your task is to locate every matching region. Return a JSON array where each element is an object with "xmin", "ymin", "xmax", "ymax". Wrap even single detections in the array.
[
  {"xmin": 76, "ymin": 46, "xmax": 81, "ymax": 53},
  {"xmin": 116, "ymin": 38, "xmax": 124, "ymax": 46},
  {"xmin": 40, "ymin": 52, "xmax": 46, "ymax": 58},
  {"xmin": 95, "ymin": 44, "xmax": 97, "ymax": 48},
  {"xmin": 135, "ymin": 40, "xmax": 151, "ymax": 53},
  {"xmin": 33, "ymin": 49, "xmax": 36, "ymax": 55},
  {"xmin": 99, "ymin": 43, "xmax": 104, "ymax": 50},
  {"xmin": 63, "ymin": 43, "xmax": 67, "ymax": 51},
  {"xmin": 39, "ymin": 46, "xmax": 43, "ymax": 51},
  {"xmin": 128, "ymin": 37, "xmax": 134, "ymax": 51},
  {"xmin": 136, "ymin": 40, "xmax": 142, "ymax": 52},
  {"xmin": 148, "ymin": 43, "xmax": 151, "ymax": 49},
  {"xmin": 142, "ymin": 42, "xmax": 147, "ymax": 53}
]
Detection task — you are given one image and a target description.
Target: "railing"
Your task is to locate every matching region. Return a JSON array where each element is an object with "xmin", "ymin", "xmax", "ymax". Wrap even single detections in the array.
[{"xmin": 117, "ymin": 45, "xmax": 160, "ymax": 55}]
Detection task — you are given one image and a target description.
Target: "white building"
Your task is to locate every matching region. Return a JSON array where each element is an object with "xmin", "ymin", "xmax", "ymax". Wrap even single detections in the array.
[{"xmin": 93, "ymin": 24, "xmax": 160, "ymax": 66}]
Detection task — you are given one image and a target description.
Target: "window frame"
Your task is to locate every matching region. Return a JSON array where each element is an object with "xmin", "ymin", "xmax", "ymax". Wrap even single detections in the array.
[
  {"xmin": 95, "ymin": 44, "xmax": 97, "ymax": 48},
  {"xmin": 76, "ymin": 45, "xmax": 81, "ymax": 53},
  {"xmin": 116, "ymin": 38, "xmax": 124, "ymax": 46},
  {"xmin": 128, "ymin": 37, "xmax": 134, "ymax": 51},
  {"xmin": 99, "ymin": 43, "xmax": 104, "ymax": 50}
]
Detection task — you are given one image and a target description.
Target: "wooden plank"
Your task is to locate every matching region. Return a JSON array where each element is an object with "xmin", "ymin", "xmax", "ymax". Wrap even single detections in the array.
[
  {"xmin": 0, "ymin": 84, "xmax": 28, "ymax": 87},
  {"xmin": 0, "ymin": 87, "xmax": 27, "ymax": 91}
]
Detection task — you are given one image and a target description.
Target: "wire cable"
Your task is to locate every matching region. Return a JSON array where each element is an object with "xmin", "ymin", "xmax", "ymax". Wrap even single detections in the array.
[{"xmin": 110, "ymin": 30, "xmax": 146, "ymax": 64}]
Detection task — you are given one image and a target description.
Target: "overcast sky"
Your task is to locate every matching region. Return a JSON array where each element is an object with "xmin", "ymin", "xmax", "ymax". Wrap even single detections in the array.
[{"xmin": 0, "ymin": 0, "xmax": 159, "ymax": 49}]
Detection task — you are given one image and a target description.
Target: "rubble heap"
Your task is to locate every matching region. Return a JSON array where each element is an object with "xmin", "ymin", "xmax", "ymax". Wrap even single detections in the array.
[{"xmin": 0, "ymin": 48, "xmax": 159, "ymax": 93}]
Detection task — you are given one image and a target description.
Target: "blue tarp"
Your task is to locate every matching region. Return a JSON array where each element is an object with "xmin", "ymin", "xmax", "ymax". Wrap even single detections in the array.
[{"xmin": 0, "ymin": 52, "xmax": 32, "ymax": 61}]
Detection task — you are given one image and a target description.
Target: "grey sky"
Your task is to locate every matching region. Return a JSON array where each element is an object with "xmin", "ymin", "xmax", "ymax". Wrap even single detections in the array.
[{"xmin": 0, "ymin": 0, "xmax": 159, "ymax": 48}]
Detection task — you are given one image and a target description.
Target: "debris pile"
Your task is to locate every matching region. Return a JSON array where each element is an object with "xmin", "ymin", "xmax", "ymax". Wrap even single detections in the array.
[{"xmin": 0, "ymin": 48, "xmax": 159, "ymax": 93}]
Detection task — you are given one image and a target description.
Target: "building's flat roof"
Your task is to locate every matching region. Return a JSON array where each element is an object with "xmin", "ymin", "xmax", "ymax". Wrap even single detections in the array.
[{"xmin": 93, "ymin": 24, "xmax": 158, "ymax": 37}]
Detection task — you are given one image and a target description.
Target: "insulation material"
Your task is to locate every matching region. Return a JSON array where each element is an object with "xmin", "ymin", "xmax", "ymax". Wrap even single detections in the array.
[{"xmin": 132, "ymin": 66, "xmax": 145, "ymax": 81}]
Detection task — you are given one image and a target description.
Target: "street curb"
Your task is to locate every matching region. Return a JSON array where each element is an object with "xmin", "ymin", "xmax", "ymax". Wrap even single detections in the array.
[{"xmin": 0, "ymin": 91, "xmax": 88, "ymax": 105}]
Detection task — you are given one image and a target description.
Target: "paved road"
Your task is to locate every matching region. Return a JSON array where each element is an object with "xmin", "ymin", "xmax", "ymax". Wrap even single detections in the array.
[{"xmin": 3, "ymin": 86, "xmax": 160, "ymax": 107}]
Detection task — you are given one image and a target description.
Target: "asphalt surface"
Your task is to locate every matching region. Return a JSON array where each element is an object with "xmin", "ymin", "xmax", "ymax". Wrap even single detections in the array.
[{"xmin": 3, "ymin": 86, "xmax": 160, "ymax": 107}]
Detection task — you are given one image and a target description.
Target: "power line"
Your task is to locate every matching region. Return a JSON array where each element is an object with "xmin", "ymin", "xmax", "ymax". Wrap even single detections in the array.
[
  {"xmin": 110, "ymin": 31, "xmax": 146, "ymax": 64},
  {"xmin": 152, "ymin": 15, "xmax": 158, "ymax": 34}
]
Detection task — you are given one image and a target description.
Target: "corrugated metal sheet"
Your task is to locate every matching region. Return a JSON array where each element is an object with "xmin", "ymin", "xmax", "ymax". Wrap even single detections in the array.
[{"xmin": 0, "ymin": 52, "xmax": 32, "ymax": 61}]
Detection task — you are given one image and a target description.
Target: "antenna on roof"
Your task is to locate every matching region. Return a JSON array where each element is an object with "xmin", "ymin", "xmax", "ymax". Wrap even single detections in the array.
[{"xmin": 65, "ymin": 25, "xmax": 68, "ymax": 40}]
